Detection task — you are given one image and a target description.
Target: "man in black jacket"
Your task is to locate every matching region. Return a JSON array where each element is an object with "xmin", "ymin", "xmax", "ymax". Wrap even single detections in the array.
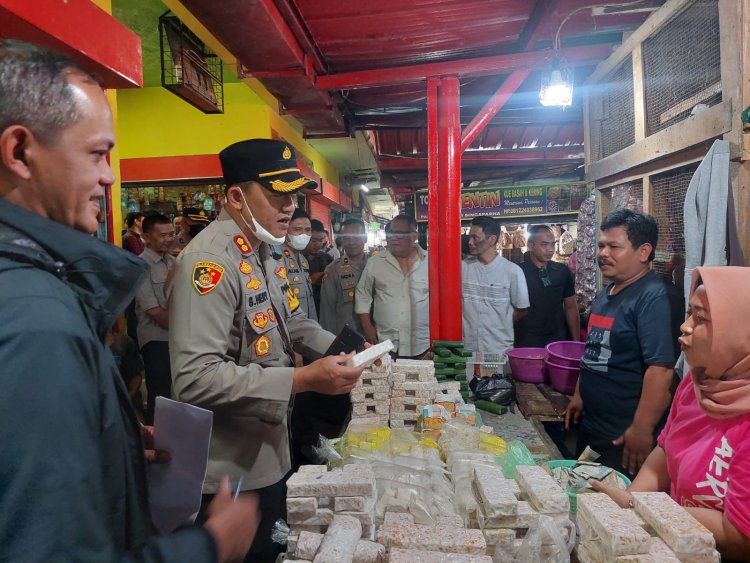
[{"xmin": 0, "ymin": 40, "xmax": 258, "ymax": 562}]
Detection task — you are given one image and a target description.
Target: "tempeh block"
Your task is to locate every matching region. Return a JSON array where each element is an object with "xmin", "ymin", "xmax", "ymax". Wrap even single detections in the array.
[
  {"xmin": 313, "ymin": 515, "xmax": 362, "ymax": 563},
  {"xmin": 287, "ymin": 464, "xmax": 376, "ymax": 498},
  {"xmin": 388, "ymin": 548, "xmax": 492, "ymax": 562},
  {"xmin": 577, "ymin": 494, "xmax": 651, "ymax": 557},
  {"xmin": 473, "ymin": 465, "xmax": 518, "ymax": 517},
  {"xmin": 631, "ymin": 492, "xmax": 716, "ymax": 556}
]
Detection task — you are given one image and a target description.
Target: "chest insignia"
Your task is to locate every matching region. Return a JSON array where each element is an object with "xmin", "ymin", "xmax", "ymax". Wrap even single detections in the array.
[
  {"xmin": 239, "ymin": 261, "xmax": 253, "ymax": 275},
  {"xmin": 254, "ymin": 335, "xmax": 271, "ymax": 356},
  {"xmin": 252, "ymin": 312, "xmax": 269, "ymax": 330},
  {"xmin": 246, "ymin": 277, "xmax": 263, "ymax": 291}
]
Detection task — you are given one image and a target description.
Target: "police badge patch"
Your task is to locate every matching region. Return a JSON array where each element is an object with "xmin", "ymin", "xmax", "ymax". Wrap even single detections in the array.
[{"xmin": 193, "ymin": 261, "xmax": 225, "ymax": 295}]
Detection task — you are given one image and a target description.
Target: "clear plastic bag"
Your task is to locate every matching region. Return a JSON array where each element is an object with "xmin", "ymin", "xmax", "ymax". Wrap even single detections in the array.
[
  {"xmin": 514, "ymin": 515, "xmax": 574, "ymax": 563},
  {"xmin": 374, "ymin": 477, "xmax": 456, "ymax": 526}
]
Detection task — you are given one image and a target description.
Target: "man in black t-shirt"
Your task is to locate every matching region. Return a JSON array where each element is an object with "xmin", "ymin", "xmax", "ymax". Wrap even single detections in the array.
[
  {"xmin": 565, "ymin": 209, "xmax": 681, "ymax": 478},
  {"xmin": 515, "ymin": 225, "xmax": 580, "ymax": 347}
]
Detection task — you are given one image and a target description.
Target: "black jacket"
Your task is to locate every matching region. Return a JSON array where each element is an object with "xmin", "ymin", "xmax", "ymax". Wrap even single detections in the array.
[{"xmin": 0, "ymin": 199, "xmax": 216, "ymax": 562}]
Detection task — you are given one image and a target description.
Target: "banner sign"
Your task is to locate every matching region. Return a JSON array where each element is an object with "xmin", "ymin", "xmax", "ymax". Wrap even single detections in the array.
[{"xmin": 414, "ymin": 182, "xmax": 588, "ymax": 221}]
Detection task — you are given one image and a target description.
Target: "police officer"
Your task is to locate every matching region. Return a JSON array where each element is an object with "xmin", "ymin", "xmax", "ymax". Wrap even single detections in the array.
[
  {"xmin": 167, "ymin": 139, "xmax": 366, "ymax": 562},
  {"xmin": 319, "ymin": 218, "xmax": 369, "ymax": 334},
  {"xmin": 282, "ymin": 207, "xmax": 317, "ymax": 321}
]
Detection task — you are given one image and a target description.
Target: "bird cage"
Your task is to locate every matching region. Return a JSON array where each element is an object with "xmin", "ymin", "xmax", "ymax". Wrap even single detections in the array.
[{"xmin": 159, "ymin": 11, "xmax": 224, "ymax": 114}]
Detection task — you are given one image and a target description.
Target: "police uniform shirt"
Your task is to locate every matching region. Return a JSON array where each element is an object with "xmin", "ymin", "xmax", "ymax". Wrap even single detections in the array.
[
  {"xmin": 167, "ymin": 209, "xmax": 335, "ymax": 491},
  {"xmin": 135, "ymin": 247, "xmax": 175, "ymax": 347},
  {"xmin": 319, "ymin": 254, "xmax": 368, "ymax": 335},
  {"xmin": 281, "ymin": 244, "xmax": 317, "ymax": 322}
]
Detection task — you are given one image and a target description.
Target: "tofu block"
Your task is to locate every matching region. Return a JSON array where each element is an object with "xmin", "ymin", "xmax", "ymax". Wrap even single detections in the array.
[
  {"xmin": 388, "ymin": 419, "xmax": 418, "ymax": 429},
  {"xmin": 287, "ymin": 464, "xmax": 376, "ymax": 498},
  {"xmin": 287, "ymin": 533, "xmax": 299, "ymax": 555},
  {"xmin": 482, "ymin": 528, "xmax": 516, "ymax": 548},
  {"xmin": 367, "ymin": 354, "xmax": 392, "ymax": 373},
  {"xmin": 288, "ymin": 508, "xmax": 334, "ymax": 526},
  {"xmin": 577, "ymin": 493, "xmax": 651, "ymax": 556},
  {"xmin": 287, "ymin": 497, "xmax": 318, "ymax": 517},
  {"xmin": 346, "ymin": 340, "xmax": 394, "ymax": 368},
  {"xmin": 376, "ymin": 512, "xmax": 486, "ymax": 554},
  {"xmin": 291, "ymin": 524, "xmax": 323, "ymax": 534},
  {"xmin": 295, "ymin": 531, "xmax": 323, "ymax": 559},
  {"xmin": 350, "ymin": 390, "xmax": 390, "ymax": 403},
  {"xmin": 353, "ymin": 540, "xmax": 385, "ymax": 563},
  {"xmin": 352, "ymin": 401, "xmax": 389, "ymax": 416},
  {"xmin": 388, "ymin": 548, "xmax": 492, "ymax": 563},
  {"xmin": 631, "ymin": 492, "xmax": 716, "ymax": 556},
  {"xmin": 647, "ymin": 537, "xmax": 681, "ymax": 563},
  {"xmin": 389, "ymin": 410, "xmax": 421, "ymax": 421},
  {"xmin": 514, "ymin": 464, "xmax": 569, "ymax": 514},
  {"xmin": 334, "ymin": 496, "xmax": 368, "ymax": 512},
  {"xmin": 577, "ymin": 541, "xmax": 654, "ymax": 563},
  {"xmin": 313, "ymin": 515, "xmax": 362, "ymax": 563},
  {"xmin": 473, "ymin": 465, "xmax": 519, "ymax": 517},
  {"xmin": 478, "ymin": 500, "xmax": 538, "ymax": 529}
]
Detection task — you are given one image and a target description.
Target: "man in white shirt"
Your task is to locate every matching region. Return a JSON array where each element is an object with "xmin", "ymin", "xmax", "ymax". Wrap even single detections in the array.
[
  {"xmin": 356, "ymin": 214, "xmax": 429, "ymax": 357},
  {"xmin": 462, "ymin": 216, "xmax": 529, "ymax": 355}
]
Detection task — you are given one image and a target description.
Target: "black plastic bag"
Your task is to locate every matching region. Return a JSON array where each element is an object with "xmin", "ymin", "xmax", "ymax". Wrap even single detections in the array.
[{"xmin": 470, "ymin": 372, "xmax": 516, "ymax": 406}]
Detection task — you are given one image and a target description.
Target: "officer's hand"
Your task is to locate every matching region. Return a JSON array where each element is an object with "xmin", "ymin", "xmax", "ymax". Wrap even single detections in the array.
[
  {"xmin": 141, "ymin": 425, "xmax": 171, "ymax": 464},
  {"xmin": 204, "ymin": 476, "xmax": 261, "ymax": 563},
  {"xmin": 299, "ymin": 352, "xmax": 366, "ymax": 395}
]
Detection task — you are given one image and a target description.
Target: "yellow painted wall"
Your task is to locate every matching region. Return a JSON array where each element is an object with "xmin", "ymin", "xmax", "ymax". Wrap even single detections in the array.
[
  {"xmin": 117, "ymin": 84, "xmax": 340, "ymax": 187},
  {"xmin": 117, "ymin": 84, "xmax": 270, "ymax": 159}
]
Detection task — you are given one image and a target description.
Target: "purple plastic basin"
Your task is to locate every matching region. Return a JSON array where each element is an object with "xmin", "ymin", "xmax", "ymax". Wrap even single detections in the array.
[
  {"xmin": 545, "ymin": 359, "xmax": 580, "ymax": 395},
  {"xmin": 506, "ymin": 348, "xmax": 548, "ymax": 383},
  {"xmin": 546, "ymin": 341, "xmax": 586, "ymax": 369}
]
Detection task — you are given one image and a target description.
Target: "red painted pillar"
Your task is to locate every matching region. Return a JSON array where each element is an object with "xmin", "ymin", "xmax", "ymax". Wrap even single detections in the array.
[
  {"xmin": 437, "ymin": 76, "xmax": 462, "ymax": 341},
  {"xmin": 426, "ymin": 78, "xmax": 441, "ymax": 343}
]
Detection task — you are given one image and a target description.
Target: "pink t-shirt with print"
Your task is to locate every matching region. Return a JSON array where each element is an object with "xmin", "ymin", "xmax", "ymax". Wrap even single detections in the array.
[{"xmin": 658, "ymin": 374, "xmax": 750, "ymax": 537}]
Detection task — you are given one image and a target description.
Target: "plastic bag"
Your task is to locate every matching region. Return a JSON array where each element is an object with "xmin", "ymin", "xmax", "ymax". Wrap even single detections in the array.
[
  {"xmin": 271, "ymin": 518, "xmax": 290, "ymax": 546},
  {"xmin": 470, "ymin": 373, "xmax": 516, "ymax": 405},
  {"xmin": 514, "ymin": 515, "xmax": 574, "ymax": 563},
  {"xmin": 495, "ymin": 440, "xmax": 536, "ymax": 478}
]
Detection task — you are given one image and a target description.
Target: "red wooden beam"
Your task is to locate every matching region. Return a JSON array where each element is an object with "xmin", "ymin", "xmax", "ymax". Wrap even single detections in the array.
[
  {"xmin": 378, "ymin": 148, "xmax": 584, "ymax": 169},
  {"xmin": 426, "ymin": 77, "xmax": 441, "ymax": 342},
  {"xmin": 316, "ymin": 44, "xmax": 612, "ymax": 90},
  {"xmin": 437, "ymin": 76, "xmax": 462, "ymax": 342},
  {"xmin": 0, "ymin": 0, "xmax": 142, "ymax": 88},
  {"xmin": 121, "ymin": 155, "xmax": 222, "ymax": 183},
  {"xmin": 460, "ymin": 70, "xmax": 532, "ymax": 153}
]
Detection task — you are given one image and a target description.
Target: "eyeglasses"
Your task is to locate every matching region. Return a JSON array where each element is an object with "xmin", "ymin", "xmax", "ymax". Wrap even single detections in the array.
[{"xmin": 539, "ymin": 267, "xmax": 552, "ymax": 287}]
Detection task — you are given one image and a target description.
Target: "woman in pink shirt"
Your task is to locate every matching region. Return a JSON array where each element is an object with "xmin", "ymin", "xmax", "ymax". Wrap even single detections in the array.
[{"xmin": 593, "ymin": 266, "xmax": 750, "ymax": 560}]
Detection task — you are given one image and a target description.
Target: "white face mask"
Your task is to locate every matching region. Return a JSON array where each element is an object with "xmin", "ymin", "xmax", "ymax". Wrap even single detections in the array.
[
  {"xmin": 288, "ymin": 233, "xmax": 311, "ymax": 251},
  {"xmin": 236, "ymin": 189, "xmax": 286, "ymax": 245}
]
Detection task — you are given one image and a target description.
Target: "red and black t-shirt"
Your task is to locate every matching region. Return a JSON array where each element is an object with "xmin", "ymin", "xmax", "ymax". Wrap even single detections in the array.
[{"xmin": 579, "ymin": 270, "xmax": 682, "ymax": 447}]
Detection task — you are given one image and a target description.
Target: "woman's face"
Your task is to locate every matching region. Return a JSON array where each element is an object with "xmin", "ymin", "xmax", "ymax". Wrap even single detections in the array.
[{"xmin": 679, "ymin": 285, "xmax": 713, "ymax": 371}]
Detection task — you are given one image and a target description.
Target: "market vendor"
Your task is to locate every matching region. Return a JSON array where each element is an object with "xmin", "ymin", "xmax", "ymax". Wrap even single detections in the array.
[
  {"xmin": 592, "ymin": 266, "xmax": 750, "ymax": 561},
  {"xmin": 565, "ymin": 209, "xmax": 682, "ymax": 477},
  {"xmin": 167, "ymin": 139, "xmax": 367, "ymax": 562}
]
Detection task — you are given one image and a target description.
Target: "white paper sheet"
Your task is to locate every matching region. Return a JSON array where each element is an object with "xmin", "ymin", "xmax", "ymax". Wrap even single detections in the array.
[{"xmin": 148, "ymin": 397, "xmax": 213, "ymax": 534}]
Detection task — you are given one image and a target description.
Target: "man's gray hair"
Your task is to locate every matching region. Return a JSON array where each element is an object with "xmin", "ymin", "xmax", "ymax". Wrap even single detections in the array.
[{"xmin": 0, "ymin": 40, "xmax": 102, "ymax": 144}]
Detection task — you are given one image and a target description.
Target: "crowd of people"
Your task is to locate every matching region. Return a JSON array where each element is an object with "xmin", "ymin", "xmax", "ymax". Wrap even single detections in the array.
[{"xmin": 1, "ymin": 39, "xmax": 749, "ymax": 562}]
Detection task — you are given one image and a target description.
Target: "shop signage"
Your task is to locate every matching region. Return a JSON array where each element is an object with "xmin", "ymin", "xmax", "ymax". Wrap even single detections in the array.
[{"xmin": 414, "ymin": 182, "xmax": 588, "ymax": 221}]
